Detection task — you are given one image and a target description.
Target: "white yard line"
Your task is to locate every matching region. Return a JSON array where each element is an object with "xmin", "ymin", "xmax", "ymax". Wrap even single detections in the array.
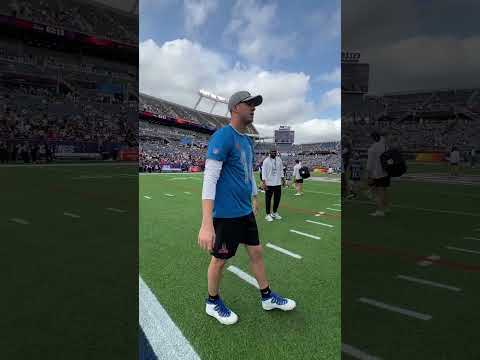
[
  {"xmin": 416, "ymin": 254, "xmax": 439, "ymax": 267},
  {"xmin": 184, "ymin": 192, "xmax": 192, "ymax": 195},
  {"xmin": 341, "ymin": 343, "xmax": 382, "ymax": 360},
  {"xmin": 266, "ymin": 243, "xmax": 302, "ymax": 259},
  {"xmin": 10, "ymin": 218, "xmax": 30, "ymax": 225},
  {"xmin": 326, "ymin": 207, "xmax": 341, "ymax": 212},
  {"xmin": 446, "ymin": 246, "xmax": 480, "ymax": 255},
  {"xmin": 164, "ymin": 193, "xmax": 175, "ymax": 197},
  {"xmin": 358, "ymin": 297, "xmax": 432, "ymax": 320},
  {"xmin": 305, "ymin": 220, "xmax": 333, "ymax": 228},
  {"xmin": 63, "ymin": 212, "xmax": 80, "ymax": 218},
  {"xmin": 464, "ymin": 236, "xmax": 480, "ymax": 241},
  {"xmin": 139, "ymin": 277, "xmax": 201, "ymax": 360},
  {"xmin": 350, "ymin": 200, "xmax": 480, "ymax": 217},
  {"xmin": 396, "ymin": 275, "xmax": 461, "ymax": 292},
  {"xmin": 289, "ymin": 229, "xmax": 321, "ymax": 240},
  {"xmin": 106, "ymin": 207, "xmax": 126, "ymax": 213},
  {"xmin": 144, "ymin": 196, "xmax": 152, "ymax": 200},
  {"xmin": 304, "ymin": 190, "xmax": 340, "ymax": 196},
  {"xmin": 227, "ymin": 266, "xmax": 260, "ymax": 289}
]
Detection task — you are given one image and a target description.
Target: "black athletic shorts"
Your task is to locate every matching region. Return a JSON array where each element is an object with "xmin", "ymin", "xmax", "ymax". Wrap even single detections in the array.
[
  {"xmin": 295, "ymin": 179, "xmax": 304, "ymax": 184},
  {"xmin": 211, "ymin": 212, "xmax": 260, "ymax": 259},
  {"xmin": 373, "ymin": 176, "xmax": 391, "ymax": 187}
]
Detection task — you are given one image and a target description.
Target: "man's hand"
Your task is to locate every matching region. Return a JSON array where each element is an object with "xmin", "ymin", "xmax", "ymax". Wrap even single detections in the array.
[
  {"xmin": 261, "ymin": 180, "xmax": 266, "ymax": 190},
  {"xmin": 198, "ymin": 222, "xmax": 215, "ymax": 252},
  {"xmin": 252, "ymin": 196, "xmax": 258, "ymax": 216}
]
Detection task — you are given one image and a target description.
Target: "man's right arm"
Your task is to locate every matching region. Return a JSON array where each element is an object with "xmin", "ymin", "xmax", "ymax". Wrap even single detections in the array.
[
  {"xmin": 198, "ymin": 159, "xmax": 223, "ymax": 251},
  {"xmin": 261, "ymin": 159, "xmax": 268, "ymax": 186}
]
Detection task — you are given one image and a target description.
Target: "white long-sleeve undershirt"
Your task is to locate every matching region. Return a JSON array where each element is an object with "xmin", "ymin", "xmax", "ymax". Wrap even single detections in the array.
[{"xmin": 202, "ymin": 159, "xmax": 258, "ymax": 200}]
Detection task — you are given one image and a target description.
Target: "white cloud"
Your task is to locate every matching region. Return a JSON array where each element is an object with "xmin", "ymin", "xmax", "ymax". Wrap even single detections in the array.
[
  {"xmin": 364, "ymin": 35, "xmax": 480, "ymax": 93},
  {"xmin": 307, "ymin": 7, "xmax": 340, "ymax": 39},
  {"xmin": 183, "ymin": 0, "xmax": 218, "ymax": 33},
  {"xmin": 224, "ymin": 0, "xmax": 295, "ymax": 64},
  {"xmin": 316, "ymin": 66, "xmax": 341, "ymax": 83},
  {"xmin": 139, "ymin": 38, "xmax": 340, "ymax": 143},
  {"xmin": 318, "ymin": 87, "xmax": 341, "ymax": 111}
]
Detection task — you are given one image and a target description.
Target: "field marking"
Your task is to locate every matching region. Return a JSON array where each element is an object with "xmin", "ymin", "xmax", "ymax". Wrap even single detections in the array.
[
  {"xmin": 10, "ymin": 218, "xmax": 30, "ymax": 225},
  {"xmin": 106, "ymin": 207, "xmax": 126, "ymax": 213},
  {"xmin": 139, "ymin": 277, "xmax": 201, "ymax": 360},
  {"xmin": 333, "ymin": 203, "xmax": 341, "ymax": 206},
  {"xmin": 63, "ymin": 212, "xmax": 80, "ymax": 218},
  {"xmin": 304, "ymin": 190, "xmax": 340, "ymax": 196},
  {"xmin": 358, "ymin": 297, "xmax": 432, "ymax": 320},
  {"xmin": 289, "ymin": 229, "xmax": 321, "ymax": 240},
  {"xmin": 417, "ymin": 260, "xmax": 433, "ymax": 267},
  {"xmin": 326, "ymin": 207, "xmax": 341, "ymax": 212},
  {"xmin": 144, "ymin": 196, "xmax": 152, "ymax": 200},
  {"xmin": 396, "ymin": 275, "xmax": 461, "ymax": 292},
  {"xmin": 227, "ymin": 265, "xmax": 260, "ymax": 289},
  {"xmin": 446, "ymin": 246, "xmax": 480, "ymax": 255},
  {"xmin": 266, "ymin": 243, "xmax": 302, "ymax": 259},
  {"xmin": 341, "ymin": 343, "xmax": 382, "ymax": 360},
  {"xmin": 306, "ymin": 220, "xmax": 333, "ymax": 228},
  {"xmin": 164, "ymin": 193, "xmax": 175, "ymax": 197},
  {"xmin": 417, "ymin": 254, "xmax": 440, "ymax": 266},
  {"xmin": 184, "ymin": 191, "xmax": 192, "ymax": 195},
  {"xmin": 349, "ymin": 200, "xmax": 480, "ymax": 217},
  {"xmin": 464, "ymin": 237, "xmax": 480, "ymax": 241}
]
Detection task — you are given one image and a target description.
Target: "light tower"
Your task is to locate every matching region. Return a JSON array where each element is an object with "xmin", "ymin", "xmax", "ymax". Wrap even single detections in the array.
[{"xmin": 194, "ymin": 89, "xmax": 229, "ymax": 116}]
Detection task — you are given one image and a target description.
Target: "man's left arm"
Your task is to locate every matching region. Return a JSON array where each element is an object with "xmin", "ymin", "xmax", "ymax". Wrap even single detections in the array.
[
  {"xmin": 251, "ymin": 168, "xmax": 258, "ymax": 215},
  {"xmin": 280, "ymin": 159, "xmax": 286, "ymax": 185}
]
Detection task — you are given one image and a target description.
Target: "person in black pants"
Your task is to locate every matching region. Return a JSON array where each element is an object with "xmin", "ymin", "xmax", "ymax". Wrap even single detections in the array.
[
  {"xmin": 261, "ymin": 149, "xmax": 285, "ymax": 222},
  {"xmin": 265, "ymin": 185, "xmax": 282, "ymax": 216}
]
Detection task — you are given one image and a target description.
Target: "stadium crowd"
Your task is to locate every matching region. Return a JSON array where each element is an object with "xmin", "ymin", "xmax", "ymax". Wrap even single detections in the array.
[{"xmin": 2, "ymin": 0, "xmax": 137, "ymax": 44}]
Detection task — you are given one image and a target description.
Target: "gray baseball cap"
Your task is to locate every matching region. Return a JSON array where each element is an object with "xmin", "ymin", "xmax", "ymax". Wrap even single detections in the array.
[{"xmin": 228, "ymin": 91, "xmax": 263, "ymax": 112}]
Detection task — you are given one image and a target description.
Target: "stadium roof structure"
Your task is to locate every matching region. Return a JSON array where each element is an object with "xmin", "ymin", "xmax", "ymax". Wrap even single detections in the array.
[{"xmin": 140, "ymin": 92, "xmax": 259, "ymax": 135}]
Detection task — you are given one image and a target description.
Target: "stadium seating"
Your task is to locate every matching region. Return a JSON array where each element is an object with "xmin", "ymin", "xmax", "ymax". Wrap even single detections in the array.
[
  {"xmin": 0, "ymin": 0, "xmax": 136, "ymax": 44},
  {"xmin": 343, "ymin": 88, "xmax": 480, "ymax": 153}
]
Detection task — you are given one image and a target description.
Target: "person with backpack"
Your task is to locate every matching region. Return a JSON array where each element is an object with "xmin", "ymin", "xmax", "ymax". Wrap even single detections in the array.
[
  {"xmin": 367, "ymin": 131, "xmax": 390, "ymax": 216},
  {"xmin": 292, "ymin": 160, "xmax": 304, "ymax": 196},
  {"xmin": 346, "ymin": 152, "xmax": 362, "ymax": 199}
]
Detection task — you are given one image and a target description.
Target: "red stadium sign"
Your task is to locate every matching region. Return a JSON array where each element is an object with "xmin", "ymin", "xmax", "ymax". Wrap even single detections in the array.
[{"xmin": 119, "ymin": 148, "xmax": 138, "ymax": 161}]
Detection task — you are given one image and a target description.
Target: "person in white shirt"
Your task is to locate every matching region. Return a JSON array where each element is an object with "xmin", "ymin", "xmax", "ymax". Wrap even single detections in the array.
[
  {"xmin": 367, "ymin": 131, "xmax": 390, "ymax": 217},
  {"xmin": 449, "ymin": 146, "xmax": 460, "ymax": 176},
  {"xmin": 261, "ymin": 149, "xmax": 285, "ymax": 221},
  {"xmin": 292, "ymin": 159, "xmax": 303, "ymax": 196}
]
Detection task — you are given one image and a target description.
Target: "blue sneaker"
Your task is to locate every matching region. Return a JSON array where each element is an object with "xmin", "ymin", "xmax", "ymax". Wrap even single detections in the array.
[
  {"xmin": 261, "ymin": 292, "xmax": 296, "ymax": 311},
  {"xmin": 205, "ymin": 298, "xmax": 238, "ymax": 325}
]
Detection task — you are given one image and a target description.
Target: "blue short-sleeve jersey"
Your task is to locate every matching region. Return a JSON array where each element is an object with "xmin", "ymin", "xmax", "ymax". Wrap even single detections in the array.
[{"xmin": 207, "ymin": 125, "xmax": 254, "ymax": 218}]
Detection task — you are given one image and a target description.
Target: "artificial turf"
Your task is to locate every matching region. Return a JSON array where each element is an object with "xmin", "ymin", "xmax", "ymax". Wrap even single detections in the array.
[
  {"xmin": 342, "ymin": 162, "xmax": 480, "ymax": 359},
  {"xmin": 140, "ymin": 172, "xmax": 341, "ymax": 360}
]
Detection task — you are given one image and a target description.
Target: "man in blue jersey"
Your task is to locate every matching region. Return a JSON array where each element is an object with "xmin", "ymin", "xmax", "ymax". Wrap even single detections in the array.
[{"xmin": 198, "ymin": 91, "xmax": 296, "ymax": 325}]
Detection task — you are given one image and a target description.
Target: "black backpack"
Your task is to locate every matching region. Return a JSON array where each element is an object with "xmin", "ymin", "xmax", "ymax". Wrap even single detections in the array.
[
  {"xmin": 299, "ymin": 166, "xmax": 311, "ymax": 179},
  {"xmin": 380, "ymin": 147, "xmax": 407, "ymax": 177}
]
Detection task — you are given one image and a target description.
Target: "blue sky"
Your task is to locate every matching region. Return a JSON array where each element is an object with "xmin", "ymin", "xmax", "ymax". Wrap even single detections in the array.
[{"xmin": 139, "ymin": 0, "xmax": 340, "ymax": 143}]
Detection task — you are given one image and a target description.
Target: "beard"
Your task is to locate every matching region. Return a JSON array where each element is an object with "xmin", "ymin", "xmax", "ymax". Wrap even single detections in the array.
[{"xmin": 240, "ymin": 112, "xmax": 254, "ymax": 125}]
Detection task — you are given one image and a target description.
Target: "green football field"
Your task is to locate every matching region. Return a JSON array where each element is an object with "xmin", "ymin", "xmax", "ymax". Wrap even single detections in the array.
[
  {"xmin": 140, "ymin": 172, "xmax": 341, "ymax": 360},
  {"xmin": 342, "ymin": 162, "xmax": 480, "ymax": 360},
  {"xmin": 2, "ymin": 163, "xmax": 138, "ymax": 359}
]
